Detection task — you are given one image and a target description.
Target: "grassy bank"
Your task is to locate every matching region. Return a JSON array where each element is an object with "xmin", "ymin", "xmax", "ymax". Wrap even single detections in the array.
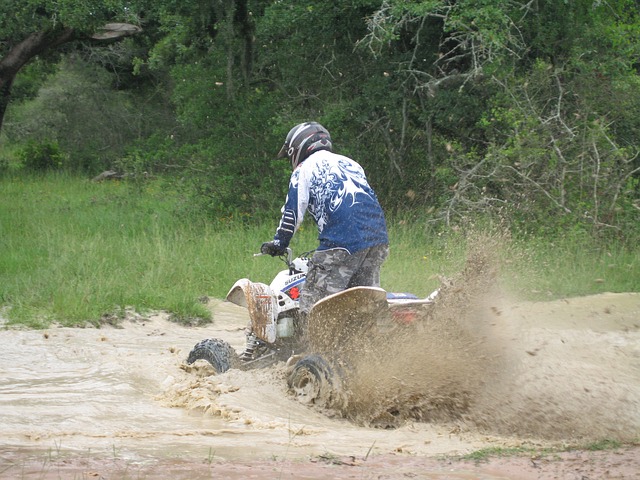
[{"xmin": 1, "ymin": 174, "xmax": 638, "ymax": 328}]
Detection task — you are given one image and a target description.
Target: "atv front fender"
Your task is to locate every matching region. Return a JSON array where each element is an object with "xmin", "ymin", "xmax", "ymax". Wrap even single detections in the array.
[{"xmin": 225, "ymin": 279, "xmax": 277, "ymax": 343}]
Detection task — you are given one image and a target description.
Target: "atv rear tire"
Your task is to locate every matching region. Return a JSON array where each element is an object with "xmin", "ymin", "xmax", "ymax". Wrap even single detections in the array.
[
  {"xmin": 186, "ymin": 338, "xmax": 238, "ymax": 374},
  {"xmin": 287, "ymin": 355, "xmax": 345, "ymax": 409}
]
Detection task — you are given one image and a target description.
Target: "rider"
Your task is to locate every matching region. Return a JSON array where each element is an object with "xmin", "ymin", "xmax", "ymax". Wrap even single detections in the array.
[{"xmin": 261, "ymin": 122, "xmax": 389, "ymax": 317}]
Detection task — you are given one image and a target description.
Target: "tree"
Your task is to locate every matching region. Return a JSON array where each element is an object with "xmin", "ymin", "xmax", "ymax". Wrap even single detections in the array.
[
  {"xmin": 353, "ymin": 0, "xmax": 640, "ymax": 234},
  {"xmin": 2, "ymin": 0, "xmax": 637, "ymax": 237},
  {"xmin": 0, "ymin": 1, "xmax": 142, "ymax": 131}
]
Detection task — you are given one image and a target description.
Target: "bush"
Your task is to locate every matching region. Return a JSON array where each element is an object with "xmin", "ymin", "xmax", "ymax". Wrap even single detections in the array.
[
  {"xmin": 4, "ymin": 55, "xmax": 176, "ymax": 174},
  {"xmin": 17, "ymin": 140, "xmax": 68, "ymax": 172}
]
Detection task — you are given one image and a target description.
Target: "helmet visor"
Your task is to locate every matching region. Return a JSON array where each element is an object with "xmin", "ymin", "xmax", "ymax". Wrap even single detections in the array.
[{"xmin": 277, "ymin": 142, "xmax": 288, "ymax": 159}]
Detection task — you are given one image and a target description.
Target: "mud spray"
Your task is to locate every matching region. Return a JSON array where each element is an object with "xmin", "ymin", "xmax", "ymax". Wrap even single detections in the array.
[
  {"xmin": 329, "ymin": 233, "xmax": 508, "ymax": 427},
  {"xmin": 316, "ymin": 232, "xmax": 640, "ymax": 443}
]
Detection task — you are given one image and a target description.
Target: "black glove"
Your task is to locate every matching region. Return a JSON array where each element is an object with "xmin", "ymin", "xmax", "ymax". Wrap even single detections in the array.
[{"xmin": 261, "ymin": 241, "xmax": 286, "ymax": 257}]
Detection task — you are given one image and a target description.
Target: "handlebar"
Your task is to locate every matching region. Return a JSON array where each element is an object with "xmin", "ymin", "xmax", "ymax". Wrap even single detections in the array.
[{"xmin": 254, "ymin": 247, "xmax": 293, "ymax": 264}]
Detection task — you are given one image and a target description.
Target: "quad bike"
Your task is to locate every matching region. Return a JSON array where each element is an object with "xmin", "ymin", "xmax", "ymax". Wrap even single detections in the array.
[{"xmin": 186, "ymin": 248, "xmax": 439, "ymax": 406}]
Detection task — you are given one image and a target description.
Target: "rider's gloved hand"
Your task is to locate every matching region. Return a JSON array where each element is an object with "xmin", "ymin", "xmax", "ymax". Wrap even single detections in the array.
[{"xmin": 261, "ymin": 241, "xmax": 286, "ymax": 257}]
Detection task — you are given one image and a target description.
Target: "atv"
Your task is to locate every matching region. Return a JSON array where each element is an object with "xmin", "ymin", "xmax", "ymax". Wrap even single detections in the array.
[{"xmin": 186, "ymin": 248, "xmax": 438, "ymax": 406}]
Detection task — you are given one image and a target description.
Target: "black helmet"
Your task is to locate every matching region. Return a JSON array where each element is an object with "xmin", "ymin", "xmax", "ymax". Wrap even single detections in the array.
[{"xmin": 277, "ymin": 122, "xmax": 332, "ymax": 169}]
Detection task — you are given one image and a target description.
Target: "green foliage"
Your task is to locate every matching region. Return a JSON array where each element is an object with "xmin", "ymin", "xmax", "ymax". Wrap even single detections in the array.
[
  {"xmin": 0, "ymin": 0, "xmax": 140, "ymax": 38},
  {"xmin": 5, "ymin": 55, "xmax": 174, "ymax": 173},
  {"xmin": 17, "ymin": 140, "xmax": 68, "ymax": 172},
  {"xmin": 161, "ymin": 53, "xmax": 291, "ymax": 219},
  {"xmin": 465, "ymin": 54, "xmax": 640, "ymax": 243},
  {"xmin": 8, "ymin": 59, "xmax": 58, "ymax": 103},
  {"xmin": 116, "ymin": 134, "xmax": 176, "ymax": 176},
  {"xmin": 1, "ymin": 0, "xmax": 639, "ymax": 242}
]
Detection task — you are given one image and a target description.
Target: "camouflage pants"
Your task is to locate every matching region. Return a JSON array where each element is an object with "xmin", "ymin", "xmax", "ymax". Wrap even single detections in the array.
[{"xmin": 299, "ymin": 244, "xmax": 389, "ymax": 315}]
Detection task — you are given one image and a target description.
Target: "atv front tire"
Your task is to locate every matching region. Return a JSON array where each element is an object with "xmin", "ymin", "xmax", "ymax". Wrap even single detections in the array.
[
  {"xmin": 287, "ymin": 355, "xmax": 345, "ymax": 409},
  {"xmin": 186, "ymin": 338, "xmax": 238, "ymax": 374}
]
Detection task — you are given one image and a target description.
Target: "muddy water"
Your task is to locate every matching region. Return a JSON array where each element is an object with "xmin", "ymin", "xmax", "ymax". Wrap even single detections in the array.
[
  {"xmin": 1, "ymin": 292, "xmax": 639, "ymax": 477},
  {"xmin": 0, "ymin": 313, "xmax": 247, "ymax": 461},
  {"xmin": 0, "ymin": 304, "xmax": 485, "ymax": 463}
]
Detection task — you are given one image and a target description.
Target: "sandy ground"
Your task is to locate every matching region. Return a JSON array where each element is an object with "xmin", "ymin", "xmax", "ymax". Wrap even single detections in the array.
[{"xmin": 1, "ymin": 288, "xmax": 639, "ymax": 479}]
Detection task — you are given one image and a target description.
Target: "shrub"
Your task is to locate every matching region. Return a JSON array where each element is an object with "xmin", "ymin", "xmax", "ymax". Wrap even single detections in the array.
[{"xmin": 17, "ymin": 140, "xmax": 68, "ymax": 172}]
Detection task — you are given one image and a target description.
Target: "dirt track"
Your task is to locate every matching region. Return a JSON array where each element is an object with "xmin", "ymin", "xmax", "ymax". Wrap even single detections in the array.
[{"xmin": 1, "ymin": 292, "xmax": 639, "ymax": 479}]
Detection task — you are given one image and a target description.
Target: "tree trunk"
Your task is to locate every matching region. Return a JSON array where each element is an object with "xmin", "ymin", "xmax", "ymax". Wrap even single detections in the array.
[
  {"xmin": 0, "ymin": 23, "xmax": 140, "ymax": 132},
  {"xmin": 0, "ymin": 75, "xmax": 15, "ymax": 132},
  {"xmin": 0, "ymin": 28, "xmax": 75, "ymax": 131}
]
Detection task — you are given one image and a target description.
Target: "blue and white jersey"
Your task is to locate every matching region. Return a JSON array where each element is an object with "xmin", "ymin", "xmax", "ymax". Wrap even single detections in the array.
[{"xmin": 273, "ymin": 150, "xmax": 388, "ymax": 254}]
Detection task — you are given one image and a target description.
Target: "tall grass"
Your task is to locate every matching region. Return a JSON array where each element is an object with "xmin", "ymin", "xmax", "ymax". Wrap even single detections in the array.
[
  {"xmin": 502, "ymin": 234, "xmax": 640, "ymax": 299},
  {"xmin": 1, "ymin": 173, "xmax": 638, "ymax": 328},
  {"xmin": 0, "ymin": 174, "xmax": 276, "ymax": 327}
]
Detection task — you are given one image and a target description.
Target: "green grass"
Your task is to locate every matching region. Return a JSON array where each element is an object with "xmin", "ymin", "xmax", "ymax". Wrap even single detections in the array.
[
  {"xmin": 584, "ymin": 439, "xmax": 622, "ymax": 451},
  {"xmin": 0, "ymin": 173, "xmax": 278, "ymax": 326},
  {"xmin": 460, "ymin": 438, "xmax": 629, "ymax": 462},
  {"xmin": 500, "ymin": 234, "xmax": 640, "ymax": 299},
  {"xmin": 460, "ymin": 446, "xmax": 536, "ymax": 462},
  {"xmin": 1, "ymin": 173, "xmax": 638, "ymax": 328}
]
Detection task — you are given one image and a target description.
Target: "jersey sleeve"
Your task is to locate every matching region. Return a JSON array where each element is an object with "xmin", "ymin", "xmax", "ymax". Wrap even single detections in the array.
[{"xmin": 273, "ymin": 169, "xmax": 308, "ymax": 248}]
